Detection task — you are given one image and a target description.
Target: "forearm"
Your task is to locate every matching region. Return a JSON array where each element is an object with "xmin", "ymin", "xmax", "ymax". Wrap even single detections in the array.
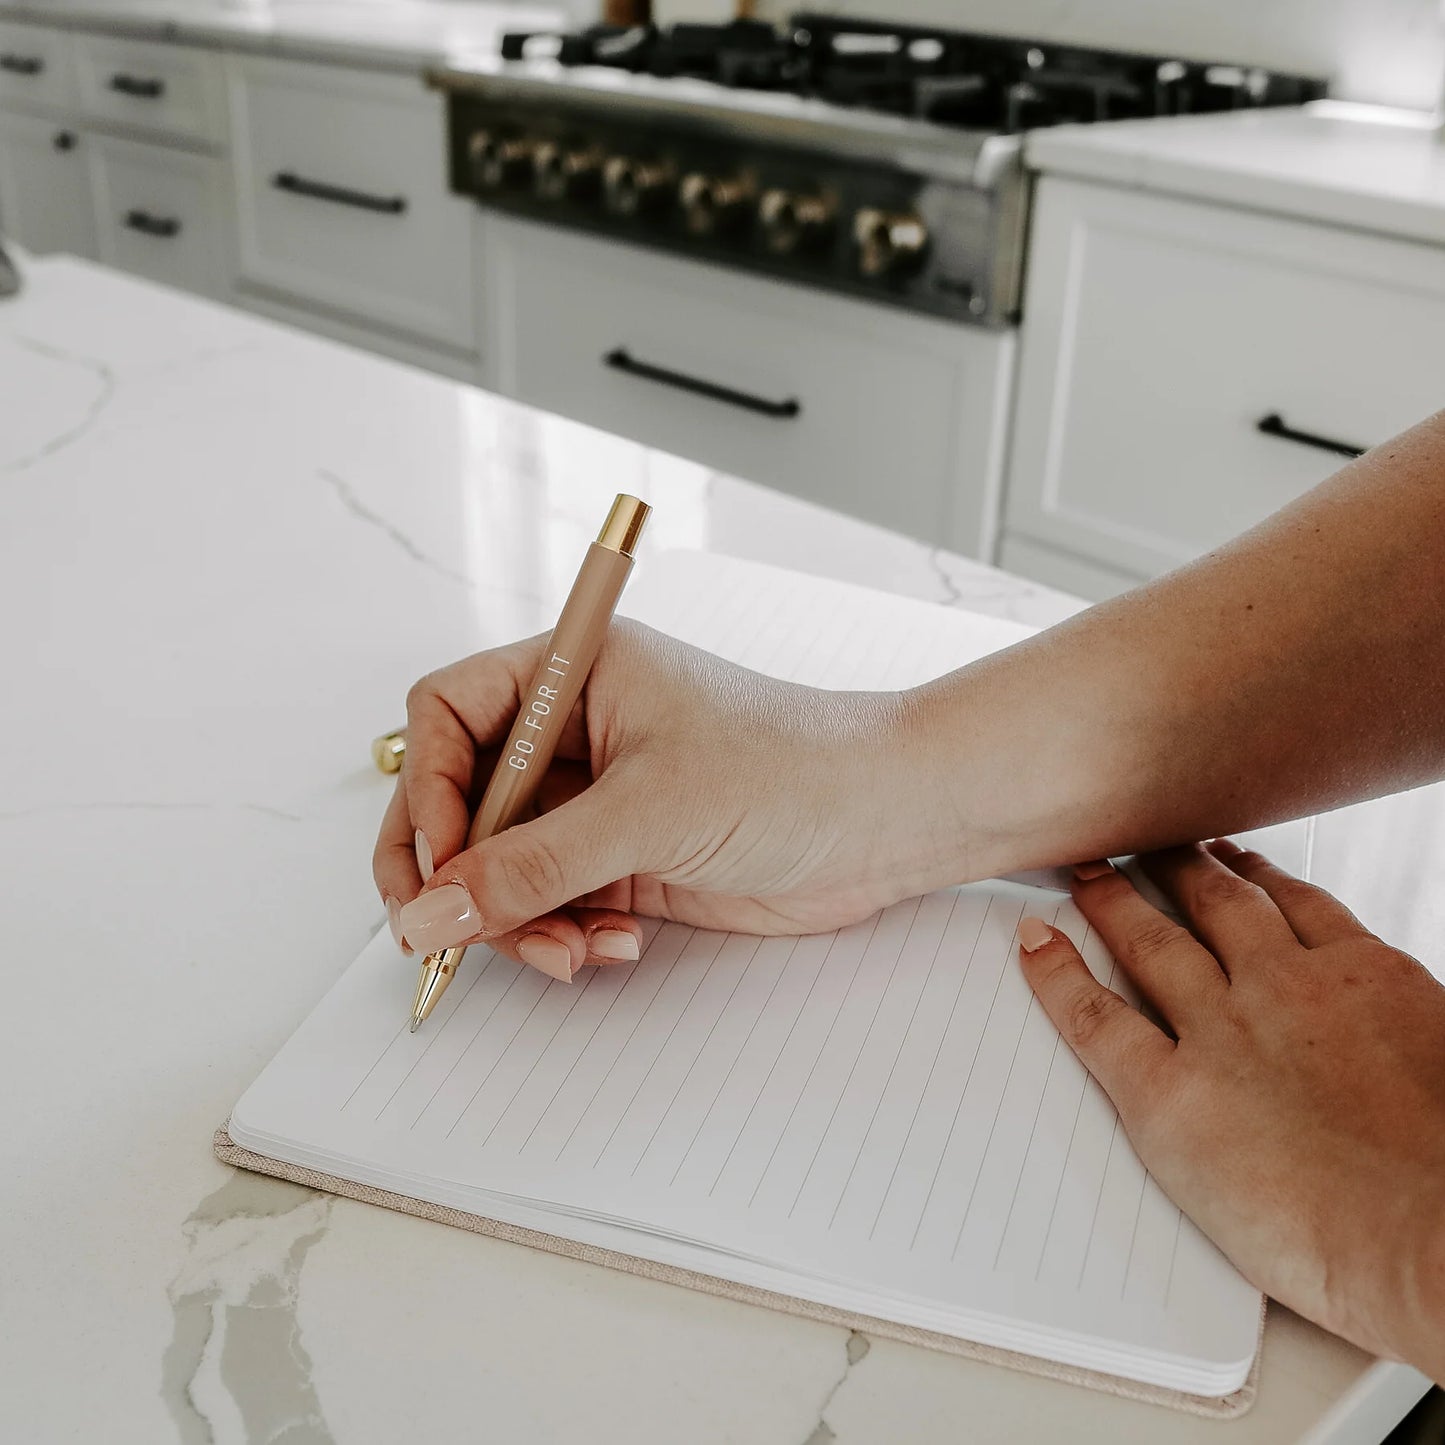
[{"xmin": 910, "ymin": 409, "xmax": 1445, "ymax": 880}]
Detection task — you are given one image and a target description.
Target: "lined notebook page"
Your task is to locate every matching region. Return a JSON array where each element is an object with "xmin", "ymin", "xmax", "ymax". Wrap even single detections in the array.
[{"xmin": 233, "ymin": 551, "xmax": 1275, "ymax": 1394}]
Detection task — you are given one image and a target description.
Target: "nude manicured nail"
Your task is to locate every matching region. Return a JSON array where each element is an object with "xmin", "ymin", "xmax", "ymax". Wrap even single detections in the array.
[
  {"xmin": 1018, "ymin": 917, "xmax": 1054, "ymax": 953},
  {"xmin": 1208, "ymin": 837, "xmax": 1243, "ymax": 856},
  {"xmin": 385, "ymin": 895, "xmax": 411, "ymax": 955},
  {"xmin": 398, "ymin": 883, "xmax": 479, "ymax": 953},
  {"xmin": 517, "ymin": 934, "xmax": 575, "ymax": 983},
  {"xmin": 1073, "ymin": 859, "xmax": 1115, "ymax": 880},
  {"xmin": 415, "ymin": 829, "xmax": 435, "ymax": 882},
  {"xmin": 590, "ymin": 929, "xmax": 640, "ymax": 962}
]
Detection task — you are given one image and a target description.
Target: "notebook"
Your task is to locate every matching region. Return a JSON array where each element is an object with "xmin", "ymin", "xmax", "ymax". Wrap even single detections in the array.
[{"xmin": 224, "ymin": 550, "xmax": 1308, "ymax": 1413}]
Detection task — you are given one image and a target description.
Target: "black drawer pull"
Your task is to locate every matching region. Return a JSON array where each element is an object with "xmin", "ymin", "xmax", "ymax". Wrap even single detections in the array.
[
  {"xmin": 109, "ymin": 73, "xmax": 165, "ymax": 99},
  {"xmin": 272, "ymin": 171, "xmax": 408, "ymax": 216},
  {"xmin": 603, "ymin": 347, "xmax": 801, "ymax": 419},
  {"xmin": 1256, "ymin": 412, "xmax": 1365, "ymax": 460},
  {"xmin": 123, "ymin": 209, "xmax": 180, "ymax": 239},
  {"xmin": 0, "ymin": 54, "xmax": 44, "ymax": 76}
]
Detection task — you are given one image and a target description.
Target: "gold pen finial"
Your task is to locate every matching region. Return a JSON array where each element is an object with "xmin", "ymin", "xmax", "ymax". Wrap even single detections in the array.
[
  {"xmin": 372, "ymin": 729, "xmax": 407, "ymax": 774},
  {"xmin": 595, "ymin": 494, "xmax": 650, "ymax": 557}
]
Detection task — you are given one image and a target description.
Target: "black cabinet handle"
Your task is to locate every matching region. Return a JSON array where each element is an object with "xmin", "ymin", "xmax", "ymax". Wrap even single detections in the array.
[
  {"xmin": 53, "ymin": 131, "xmax": 76, "ymax": 152},
  {"xmin": 1256, "ymin": 412, "xmax": 1365, "ymax": 460},
  {"xmin": 123, "ymin": 209, "xmax": 181, "ymax": 239},
  {"xmin": 603, "ymin": 347, "xmax": 801, "ymax": 419},
  {"xmin": 272, "ymin": 171, "xmax": 408, "ymax": 216},
  {"xmin": 109, "ymin": 73, "xmax": 165, "ymax": 99},
  {"xmin": 0, "ymin": 54, "xmax": 44, "ymax": 76}
]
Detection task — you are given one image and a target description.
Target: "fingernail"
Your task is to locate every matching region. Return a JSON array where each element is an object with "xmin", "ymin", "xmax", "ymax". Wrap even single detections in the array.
[
  {"xmin": 1073, "ymin": 859, "xmax": 1115, "ymax": 880},
  {"xmin": 415, "ymin": 829, "xmax": 434, "ymax": 882},
  {"xmin": 398, "ymin": 883, "xmax": 479, "ymax": 953},
  {"xmin": 1018, "ymin": 917, "xmax": 1054, "ymax": 953},
  {"xmin": 1208, "ymin": 837, "xmax": 1243, "ymax": 856},
  {"xmin": 590, "ymin": 929, "xmax": 640, "ymax": 962},
  {"xmin": 517, "ymin": 934, "xmax": 575, "ymax": 983},
  {"xmin": 385, "ymin": 895, "xmax": 411, "ymax": 955}
]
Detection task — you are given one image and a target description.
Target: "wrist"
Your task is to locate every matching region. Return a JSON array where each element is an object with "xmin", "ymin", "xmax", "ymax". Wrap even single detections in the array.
[{"xmin": 1394, "ymin": 1198, "xmax": 1445, "ymax": 1383}]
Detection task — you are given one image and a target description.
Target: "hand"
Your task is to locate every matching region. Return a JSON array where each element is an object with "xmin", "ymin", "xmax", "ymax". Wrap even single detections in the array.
[
  {"xmin": 373, "ymin": 620, "xmax": 954, "ymax": 979},
  {"xmin": 1017, "ymin": 840, "xmax": 1445, "ymax": 1382}
]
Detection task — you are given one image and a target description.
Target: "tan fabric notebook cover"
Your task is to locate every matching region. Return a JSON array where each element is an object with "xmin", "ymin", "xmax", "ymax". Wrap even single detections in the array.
[{"xmin": 214, "ymin": 1124, "xmax": 1260, "ymax": 1417}]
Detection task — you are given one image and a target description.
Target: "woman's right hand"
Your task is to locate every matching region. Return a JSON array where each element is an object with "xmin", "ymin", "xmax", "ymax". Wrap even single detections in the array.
[{"xmin": 373, "ymin": 619, "xmax": 962, "ymax": 981}]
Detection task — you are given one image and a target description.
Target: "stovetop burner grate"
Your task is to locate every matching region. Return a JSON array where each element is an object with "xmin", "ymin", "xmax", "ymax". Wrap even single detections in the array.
[{"xmin": 498, "ymin": 12, "xmax": 1327, "ymax": 132}]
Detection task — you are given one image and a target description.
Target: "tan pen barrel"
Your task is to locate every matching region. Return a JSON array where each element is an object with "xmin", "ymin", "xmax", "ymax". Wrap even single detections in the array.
[{"xmin": 409, "ymin": 494, "xmax": 650, "ymax": 1029}]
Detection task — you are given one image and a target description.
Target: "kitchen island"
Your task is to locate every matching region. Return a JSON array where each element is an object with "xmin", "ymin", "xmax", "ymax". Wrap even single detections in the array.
[{"xmin": 0, "ymin": 256, "xmax": 1435, "ymax": 1443}]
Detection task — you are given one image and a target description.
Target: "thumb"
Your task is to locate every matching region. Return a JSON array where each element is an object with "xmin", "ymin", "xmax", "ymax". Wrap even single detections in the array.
[{"xmin": 397, "ymin": 774, "xmax": 650, "ymax": 953}]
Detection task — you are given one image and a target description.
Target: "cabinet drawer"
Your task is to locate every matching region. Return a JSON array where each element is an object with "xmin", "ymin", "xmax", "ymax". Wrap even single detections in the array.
[
  {"xmin": 483, "ymin": 216, "xmax": 1013, "ymax": 554},
  {"xmin": 91, "ymin": 134, "xmax": 231, "ymax": 300},
  {"xmin": 74, "ymin": 33, "xmax": 225, "ymax": 147},
  {"xmin": 1005, "ymin": 177, "xmax": 1445, "ymax": 578},
  {"xmin": 0, "ymin": 21, "xmax": 76, "ymax": 112},
  {"xmin": 228, "ymin": 55, "xmax": 474, "ymax": 350}
]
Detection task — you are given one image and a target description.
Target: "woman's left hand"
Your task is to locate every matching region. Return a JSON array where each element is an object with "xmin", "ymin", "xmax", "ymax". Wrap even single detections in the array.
[{"xmin": 1018, "ymin": 839, "xmax": 1445, "ymax": 1382}]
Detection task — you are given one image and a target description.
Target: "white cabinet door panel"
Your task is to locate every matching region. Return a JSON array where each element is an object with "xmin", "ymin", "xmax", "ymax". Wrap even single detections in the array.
[
  {"xmin": 228, "ymin": 54, "xmax": 474, "ymax": 351},
  {"xmin": 482, "ymin": 215, "xmax": 1012, "ymax": 556},
  {"xmin": 0, "ymin": 110, "xmax": 95, "ymax": 258},
  {"xmin": 91, "ymin": 133, "xmax": 231, "ymax": 300},
  {"xmin": 1005, "ymin": 178, "xmax": 1445, "ymax": 579}
]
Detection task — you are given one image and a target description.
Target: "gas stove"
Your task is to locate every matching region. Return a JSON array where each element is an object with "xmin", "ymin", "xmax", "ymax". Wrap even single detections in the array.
[{"xmin": 433, "ymin": 15, "xmax": 1326, "ymax": 327}]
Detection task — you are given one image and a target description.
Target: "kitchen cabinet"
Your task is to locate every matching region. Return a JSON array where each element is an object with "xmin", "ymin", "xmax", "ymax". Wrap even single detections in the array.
[
  {"xmin": 90, "ymin": 133, "xmax": 231, "ymax": 300},
  {"xmin": 1003, "ymin": 176, "xmax": 1445, "ymax": 598},
  {"xmin": 478, "ymin": 212, "xmax": 1015, "ymax": 558},
  {"xmin": 0, "ymin": 109, "xmax": 96, "ymax": 259},
  {"xmin": 228, "ymin": 54, "xmax": 476, "ymax": 355}
]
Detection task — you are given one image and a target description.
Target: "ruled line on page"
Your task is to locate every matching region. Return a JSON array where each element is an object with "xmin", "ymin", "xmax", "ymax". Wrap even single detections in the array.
[
  {"xmin": 443, "ymin": 975, "xmax": 556, "ymax": 1139},
  {"xmin": 670, "ymin": 936, "xmax": 801, "ymax": 1187},
  {"xmin": 908, "ymin": 896, "xmax": 1025, "ymax": 1251},
  {"xmin": 630, "ymin": 936, "xmax": 763, "ymax": 1178},
  {"xmin": 867, "ymin": 894, "xmax": 989, "ymax": 1241},
  {"xmin": 785, "ymin": 897, "xmax": 926, "ymax": 1218},
  {"xmin": 554, "ymin": 933, "xmax": 688, "ymax": 1162},
  {"xmin": 519, "ymin": 959, "xmax": 643, "ymax": 1154},
  {"xmin": 592, "ymin": 931, "xmax": 728, "ymax": 1168},
  {"xmin": 477, "ymin": 969, "xmax": 602, "ymax": 1149},
  {"xmin": 832, "ymin": 891, "xmax": 962, "ymax": 1231},
  {"xmin": 746, "ymin": 911, "xmax": 885, "ymax": 1208},
  {"xmin": 405, "ymin": 958, "xmax": 527, "ymax": 1130}
]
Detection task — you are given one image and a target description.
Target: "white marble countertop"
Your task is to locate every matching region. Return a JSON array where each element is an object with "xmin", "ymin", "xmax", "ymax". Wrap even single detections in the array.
[
  {"xmin": 0, "ymin": 0, "xmax": 560, "ymax": 71},
  {"xmin": 1026, "ymin": 103, "xmax": 1445, "ymax": 250},
  {"xmin": 1, "ymin": 255, "xmax": 1435, "ymax": 1443}
]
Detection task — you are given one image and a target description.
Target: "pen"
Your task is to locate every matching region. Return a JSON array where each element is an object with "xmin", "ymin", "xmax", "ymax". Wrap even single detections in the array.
[{"xmin": 408, "ymin": 492, "xmax": 651, "ymax": 1032}]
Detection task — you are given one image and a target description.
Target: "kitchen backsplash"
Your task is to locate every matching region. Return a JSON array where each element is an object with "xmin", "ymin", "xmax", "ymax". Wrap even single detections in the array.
[{"xmin": 650, "ymin": 0, "xmax": 1445, "ymax": 112}]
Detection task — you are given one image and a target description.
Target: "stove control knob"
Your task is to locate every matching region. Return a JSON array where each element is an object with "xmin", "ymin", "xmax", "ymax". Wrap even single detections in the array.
[
  {"xmin": 678, "ymin": 172, "xmax": 752, "ymax": 237},
  {"xmin": 602, "ymin": 156, "xmax": 674, "ymax": 219},
  {"xmin": 469, "ymin": 130, "xmax": 536, "ymax": 190},
  {"xmin": 853, "ymin": 208, "xmax": 929, "ymax": 278},
  {"xmin": 534, "ymin": 141, "xmax": 604, "ymax": 201},
  {"xmin": 758, "ymin": 188, "xmax": 834, "ymax": 255}
]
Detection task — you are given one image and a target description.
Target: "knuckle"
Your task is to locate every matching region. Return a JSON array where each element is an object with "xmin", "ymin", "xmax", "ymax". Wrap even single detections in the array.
[
  {"xmin": 1191, "ymin": 869, "xmax": 1250, "ymax": 911},
  {"xmin": 404, "ymin": 675, "xmax": 437, "ymax": 718},
  {"xmin": 1123, "ymin": 916, "xmax": 1183, "ymax": 962},
  {"xmin": 1067, "ymin": 989, "xmax": 1126, "ymax": 1048},
  {"xmin": 497, "ymin": 835, "xmax": 568, "ymax": 908}
]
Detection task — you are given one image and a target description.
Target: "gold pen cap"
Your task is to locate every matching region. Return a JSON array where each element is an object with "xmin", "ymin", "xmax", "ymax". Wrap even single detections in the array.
[
  {"xmin": 371, "ymin": 729, "xmax": 407, "ymax": 774},
  {"xmin": 595, "ymin": 494, "xmax": 650, "ymax": 557}
]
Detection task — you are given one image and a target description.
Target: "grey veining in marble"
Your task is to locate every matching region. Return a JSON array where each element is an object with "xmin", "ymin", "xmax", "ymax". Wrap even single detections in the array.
[{"xmin": 164, "ymin": 1173, "xmax": 334, "ymax": 1444}]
